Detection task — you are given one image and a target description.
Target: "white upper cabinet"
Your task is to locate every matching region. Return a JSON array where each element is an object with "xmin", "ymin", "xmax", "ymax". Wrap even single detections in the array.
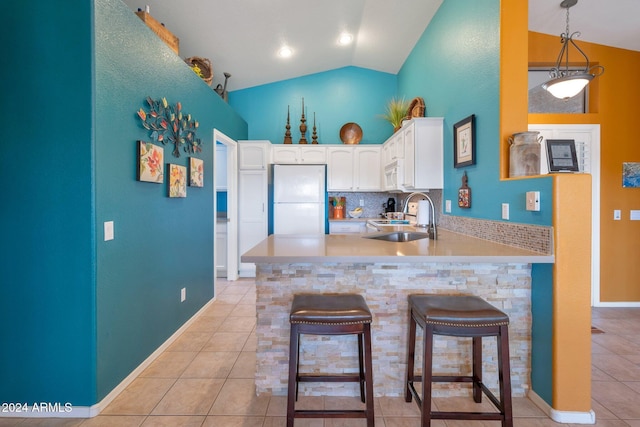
[
  {"xmin": 272, "ymin": 145, "xmax": 326, "ymax": 164},
  {"xmin": 327, "ymin": 146, "xmax": 381, "ymax": 192},
  {"xmin": 401, "ymin": 118, "xmax": 443, "ymax": 190},
  {"xmin": 238, "ymin": 140, "xmax": 270, "ymax": 170}
]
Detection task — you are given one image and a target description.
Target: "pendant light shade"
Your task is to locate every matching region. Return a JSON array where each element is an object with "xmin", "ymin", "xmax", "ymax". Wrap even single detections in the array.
[{"xmin": 543, "ymin": 0, "xmax": 604, "ymax": 100}]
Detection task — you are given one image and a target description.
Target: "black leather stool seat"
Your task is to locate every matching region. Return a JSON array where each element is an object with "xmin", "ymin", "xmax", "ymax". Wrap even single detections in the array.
[
  {"xmin": 290, "ymin": 294, "xmax": 372, "ymax": 325},
  {"xmin": 411, "ymin": 295, "xmax": 509, "ymax": 328},
  {"xmin": 406, "ymin": 294, "xmax": 513, "ymax": 427},
  {"xmin": 287, "ymin": 293, "xmax": 374, "ymax": 427}
]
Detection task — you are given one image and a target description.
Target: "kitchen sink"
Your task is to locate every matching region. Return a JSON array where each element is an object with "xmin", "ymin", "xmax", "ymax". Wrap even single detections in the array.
[{"xmin": 363, "ymin": 231, "xmax": 430, "ymax": 242}]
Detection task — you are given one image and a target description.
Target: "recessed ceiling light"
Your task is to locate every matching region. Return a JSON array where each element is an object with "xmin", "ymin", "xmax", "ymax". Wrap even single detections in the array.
[
  {"xmin": 338, "ymin": 32, "xmax": 353, "ymax": 46},
  {"xmin": 278, "ymin": 46, "xmax": 293, "ymax": 58}
]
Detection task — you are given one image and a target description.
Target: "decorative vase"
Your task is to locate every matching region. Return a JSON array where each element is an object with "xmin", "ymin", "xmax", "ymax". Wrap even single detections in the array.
[
  {"xmin": 509, "ymin": 131, "xmax": 543, "ymax": 177},
  {"xmin": 333, "ymin": 206, "xmax": 344, "ymax": 219}
]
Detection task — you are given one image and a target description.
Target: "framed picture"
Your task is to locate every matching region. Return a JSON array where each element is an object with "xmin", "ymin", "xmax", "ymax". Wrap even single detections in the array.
[
  {"xmin": 168, "ymin": 164, "xmax": 187, "ymax": 198},
  {"xmin": 623, "ymin": 162, "xmax": 640, "ymax": 188},
  {"xmin": 453, "ymin": 114, "xmax": 475, "ymax": 168},
  {"xmin": 189, "ymin": 157, "xmax": 204, "ymax": 187},
  {"xmin": 546, "ymin": 139, "xmax": 579, "ymax": 172},
  {"xmin": 137, "ymin": 141, "xmax": 164, "ymax": 183}
]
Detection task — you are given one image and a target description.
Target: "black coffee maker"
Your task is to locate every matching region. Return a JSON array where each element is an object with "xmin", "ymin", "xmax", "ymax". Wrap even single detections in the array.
[{"xmin": 385, "ymin": 197, "xmax": 396, "ymax": 214}]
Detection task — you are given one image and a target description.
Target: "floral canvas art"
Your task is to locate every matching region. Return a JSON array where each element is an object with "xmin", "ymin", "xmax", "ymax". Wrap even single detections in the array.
[
  {"xmin": 137, "ymin": 141, "xmax": 164, "ymax": 183},
  {"xmin": 168, "ymin": 164, "xmax": 187, "ymax": 198},
  {"xmin": 189, "ymin": 157, "xmax": 204, "ymax": 187}
]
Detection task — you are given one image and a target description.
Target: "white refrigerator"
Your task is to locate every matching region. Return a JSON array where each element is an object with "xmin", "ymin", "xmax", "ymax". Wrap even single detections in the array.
[{"xmin": 273, "ymin": 164, "xmax": 326, "ymax": 234}]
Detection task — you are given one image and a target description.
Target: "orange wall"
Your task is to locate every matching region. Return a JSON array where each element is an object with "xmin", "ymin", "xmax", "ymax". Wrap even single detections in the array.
[{"xmin": 529, "ymin": 32, "xmax": 640, "ymax": 302}]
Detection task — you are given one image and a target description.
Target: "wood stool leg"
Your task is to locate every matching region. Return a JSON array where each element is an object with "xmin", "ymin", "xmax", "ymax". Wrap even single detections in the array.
[
  {"xmin": 358, "ymin": 332, "xmax": 366, "ymax": 403},
  {"xmin": 422, "ymin": 324, "xmax": 434, "ymax": 427},
  {"xmin": 498, "ymin": 325, "xmax": 513, "ymax": 427},
  {"xmin": 363, "ymin": 323, "xmax": 375, "ymax": 427},
  {"xmin": 405, "ymin": 309, "xmax": 417, "ymax": 402},
  {"xmin": 286, "ymin": 324, "xmax": 299, "ymax": 427},
  {"xmin": 472, "ymin": 336, "xmax": 482, "ymax": 403}
]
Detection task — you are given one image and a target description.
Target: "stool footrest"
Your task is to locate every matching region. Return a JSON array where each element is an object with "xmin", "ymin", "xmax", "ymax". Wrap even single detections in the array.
[
  {"xmin": 298, "ymin": 373, "xmax": 362, "ymax": 383},
  {"xmin": 294, "ymin": 409, "xmax": 370, "ymax": 419}
]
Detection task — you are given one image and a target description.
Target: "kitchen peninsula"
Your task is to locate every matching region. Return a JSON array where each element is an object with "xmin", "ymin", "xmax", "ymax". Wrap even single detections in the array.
[{"xmin": 242, "ymin": 230, "xmax": 553, "ymax": 398}]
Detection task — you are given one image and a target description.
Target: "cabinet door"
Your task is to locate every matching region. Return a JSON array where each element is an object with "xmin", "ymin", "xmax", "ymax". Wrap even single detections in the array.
[
  {"xmin": 238, "ymin": 170, "xmax": 268, "ymax": 276},
  {"xmin": 412, "ymin": 118, "xmax": 444, "ymax": 189},
  {"xmin": 215, "ymin": 222, "xmax": 227, "ymax": 273},
  {"xmin": 329, "ymin": 221, "xmax": 366, "ymax": 234},
  {"xmin": 354, "ymin": 146, "xmax": 381, "ymax": 191},
  {"xmin": 272, "ymin": 146, "xmax": 299, "ymax": 164},
  {"xmin": 238, "ymin": 141, "xmax": 268, "ymax": 170},
  {"xmin": 299, "ymin": 146, "xmax": 326, "ymax": 164},
  {"xmin": 216, "ymin": 145, "xmax": 228, "ymax": 190},
  {"xmin": 327, "ymin": 147, "xmax": 354, "ymax": 191},
  {"xmin": 402, "ymin": 123, "xmax": 416, "ymax": 188}
]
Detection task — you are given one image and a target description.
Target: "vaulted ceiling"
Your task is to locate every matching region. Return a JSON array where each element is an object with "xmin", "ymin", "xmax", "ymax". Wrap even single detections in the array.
[{"xmin": 122, "ymin": 0, "xmax": 640, "ymax": 91}]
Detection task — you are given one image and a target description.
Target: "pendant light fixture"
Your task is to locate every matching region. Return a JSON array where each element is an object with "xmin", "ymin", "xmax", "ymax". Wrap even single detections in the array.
[{"xmin": 542, "ymin": 0, "xmax": 604, "ymax": 100}]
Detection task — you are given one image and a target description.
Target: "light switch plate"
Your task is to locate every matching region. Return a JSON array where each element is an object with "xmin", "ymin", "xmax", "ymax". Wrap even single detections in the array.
[
  {"xmin": 445, "ymin": 200, "xmax": 452, "ymax": 213},
  {"xmin": 631, "ymin": 210, "xmax": 640, "ymax": 221},
  {"xmin": 526, "ymin": 191, "xmax": 540, "ymax": 211},
  {"xmin": 614, "ymin": 210, "xmax": 621, "ymax": 220},
  {"xmin": 104, "ymin": 221, "xmax": 114, "ymax": 241},
  {"xmin": 501, "ymin": 203, "xmax": 509, "ymax": 220}
]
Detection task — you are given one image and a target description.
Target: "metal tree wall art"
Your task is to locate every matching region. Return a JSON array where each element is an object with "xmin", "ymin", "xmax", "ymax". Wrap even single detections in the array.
[{"xmin": 137, "ymin": 97, "xmax": 202, "ymax": 158}]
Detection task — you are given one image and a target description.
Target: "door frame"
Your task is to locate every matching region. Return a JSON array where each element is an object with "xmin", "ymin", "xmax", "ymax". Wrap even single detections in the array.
[
  {"xmin": 529, "ymin": 124, "xmax": 601, "ymax": 305},
  {"xmin": 213, "ymin": 130, "xmax": 238, "ymax": 287}
]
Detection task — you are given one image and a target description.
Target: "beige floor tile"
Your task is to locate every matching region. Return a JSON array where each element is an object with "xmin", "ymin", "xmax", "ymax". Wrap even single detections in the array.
[
  {"xmin": 209, "ymin": 379, "xmax": 270, "ymax": 416},
  {"xmin": 592, "ymin": 333, "xmax": 640, "ymax": 355},
  {"xmin": 378, "ymin": 396, "xmax": 422, "ymax": 417},
  {"xmin": 586, "ymin": 420, "xmax": 634, "ymax": 427},
  {"xmin": 512, "ymin": 397, "xmax": 547, "ymax": 417},
  {"xmin": 102, "ymin": 378, "xmax": 176, "ymax": 415},
  {"xmin": 202, "ymin": 415, "xmax": 265, "ymax": 426},
  {"xmin": 240, "ymin": 293, "xmax": 257, "ymax": 305},
  {"xmin": 590, "ymin": 398, "xmax": 618, "ymax": 420},
  {"xmin": 266, "ymin": 396, "xmax": 287, "ymax": 416},
  {"xmin": 229, "ymin": 351, "xmax": 257, "ymax": 379},
  {"xmin": 216, "ymin": 293, "xmax": 245, "ymax": 305},
  {"xmin": 202, "ymin": 302, "xmax": 234, "ymax": 318},
  {"xmin": 243, "ymin": 332, "xmax": 258, "ymax": 352},
  {"xmin": 79, "ymin": 415, "xmax": 146, "ymax": 426},
  {"xmin": 140, "ymin": 415, "xmax": 205, "ymax": 426},
  {"xmin": 218, "ymin": 316, "xmax": 257, "ymax": 333},
  {"xmin": 432, "ymin": 396, "xmax": 498, "ymax": 413},
  {"xmin": 186, "ymin": 315, "xmax": 223, "ymax": 333},
  {"xmin": 202, "ymin": 331, "xmax": 250, "ymax": 352},
  {"xmin": 591, "ymin": 381, "xmax": 640, "ymax": 419},
  {"xmin": 152, "ymin": 378, "xmax": 225, "ymax": 415},
  {"xmin": 180, "ymin": 351, "xmax": 239, "ymax": 379},
  {"xmin": 166, "ymin": 332, "xmax": 212, "ymax": 352},
  {"xmin": 15, "ymin": 420, "xmax": 85, "ymax": 427},
  {"xmin": 231, "ymin": 303, "xmax": 257, "ymax": 317},
  {"xmin": 139, "ymin": 351, "xmax": 198, "ymax": 378},
  {"xmin": 592, "ymin": 353, "xmax": 640, "ymax": 381},
  {"xmin": 592, "ymin": 365, "xmax": 616, "ymax": 382},
  {"xmin": 220, "ymin": 284, "xmax": 253, "ymax": 295}
]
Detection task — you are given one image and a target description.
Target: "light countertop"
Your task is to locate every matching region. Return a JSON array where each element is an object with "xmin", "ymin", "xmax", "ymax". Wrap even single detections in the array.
[{"xmin": 241, "ymin": 229, "xmax": 554, "ymax": 264}]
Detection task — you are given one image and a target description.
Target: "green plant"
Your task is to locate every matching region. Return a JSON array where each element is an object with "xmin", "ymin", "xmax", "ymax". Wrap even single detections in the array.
[{"xmin": 380, "ymin": 97, "xmax": 410, "ymax": 130}]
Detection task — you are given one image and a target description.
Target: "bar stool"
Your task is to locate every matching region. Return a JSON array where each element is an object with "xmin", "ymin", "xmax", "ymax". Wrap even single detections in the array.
[
  {"xmin": 287, "ymin": 293, "xmax": 374, "ymax": 427},
  {"xmin": 405, "ymin": 294, "xmax": 513, "ymax": 427}
]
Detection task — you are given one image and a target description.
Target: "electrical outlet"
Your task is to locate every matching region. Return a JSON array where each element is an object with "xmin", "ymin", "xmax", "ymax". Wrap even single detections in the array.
[
  {"xmin": 104, "ymin": 221, "xmax": 114, "ymax": 241},
  {"xmin": 502, "ymin": 203, "xmax": 510, "ymax": 220},
  {"xmin": 181, "ymin": 287, "xmax": 186, "ymax": 302},
  {"xmin": 445, "ymin": 200, "xmax": 451, "ymax": 213}
]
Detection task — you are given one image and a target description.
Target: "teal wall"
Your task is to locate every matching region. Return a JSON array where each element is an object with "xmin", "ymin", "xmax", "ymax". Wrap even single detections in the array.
[
  {"xmin": 1, "ymin": 0, "xmax": 247, "ymax": 407},
  {"xmin": 229, "ymin": 67, "xmax": 397, "ymax": 144},
  {"xmin": 398, "ymin": 0, "xmax": 553, "ymax": 226},
  {"xmin": 1, "ymin": 0, "xmax": 96, "ymax": 405}
]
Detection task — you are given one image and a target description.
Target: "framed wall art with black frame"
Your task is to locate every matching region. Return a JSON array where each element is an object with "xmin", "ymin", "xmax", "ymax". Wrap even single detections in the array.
[{"xmin": 453, "ymin": 114, "xmax": 475, "ymax": 168}]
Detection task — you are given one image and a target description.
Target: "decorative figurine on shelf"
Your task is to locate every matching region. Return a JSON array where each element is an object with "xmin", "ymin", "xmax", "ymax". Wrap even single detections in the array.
[
  {"xmin": 311, "ymin": 112, "xmax": 318, "ymax": 144},
  {"xmin": 299, "ymin": 98, "xmax": 308, "ymax": 144},
  {"xmin": 214, "ymin": 72, "xmax": 232, "ymax": 103},
  {"xmin": 283, "ymin": 105, "xmax": 293, "ymax": 144},
  {"xmin": 458, "ymin": 171, "xmax": 471, "ymax": 208}
]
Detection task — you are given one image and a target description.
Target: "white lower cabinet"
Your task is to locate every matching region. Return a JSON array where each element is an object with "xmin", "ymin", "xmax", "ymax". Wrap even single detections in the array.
[
  {"xmin": 216, "ymin": 221, "xmax": 227, "ymax": 277},
  {"xmin": 329, "ymin": 221, "xmax": 366, "ymax": 234},
  {"xmin": 327, "ymin": 146, "xmax": 381, "ymax": 191}
]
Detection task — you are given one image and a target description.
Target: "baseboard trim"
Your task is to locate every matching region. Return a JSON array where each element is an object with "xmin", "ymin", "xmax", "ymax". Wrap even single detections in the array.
[
  {"xmin": 0, "ymin": 297, "xmax": 216, "ymax": 419},
  {"xmin": 593, "ymin": 301, "xmax": 640, "ymax": 307},
  {"xmin": 528, "ymin": 390, "xmax": 596, "ymax": 424}
]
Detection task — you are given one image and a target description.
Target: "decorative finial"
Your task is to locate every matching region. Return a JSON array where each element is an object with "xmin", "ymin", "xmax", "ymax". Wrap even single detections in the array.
[
  {"xmin": 283, "ymin": 105, "xmax": 292, "ymax": 144},
  {"xmin": 311, "ymin": 112, "xmax": 318, "ymax": 144},
  {"xmin": 299, "ymin": 98, "xmax": 308, "ymax": 144}
]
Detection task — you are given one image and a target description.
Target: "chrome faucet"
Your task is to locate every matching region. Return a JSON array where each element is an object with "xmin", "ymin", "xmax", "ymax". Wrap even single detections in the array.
[{"xmin": 402, "ymin": 192, "xmax": 437, "ymax": 240}]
